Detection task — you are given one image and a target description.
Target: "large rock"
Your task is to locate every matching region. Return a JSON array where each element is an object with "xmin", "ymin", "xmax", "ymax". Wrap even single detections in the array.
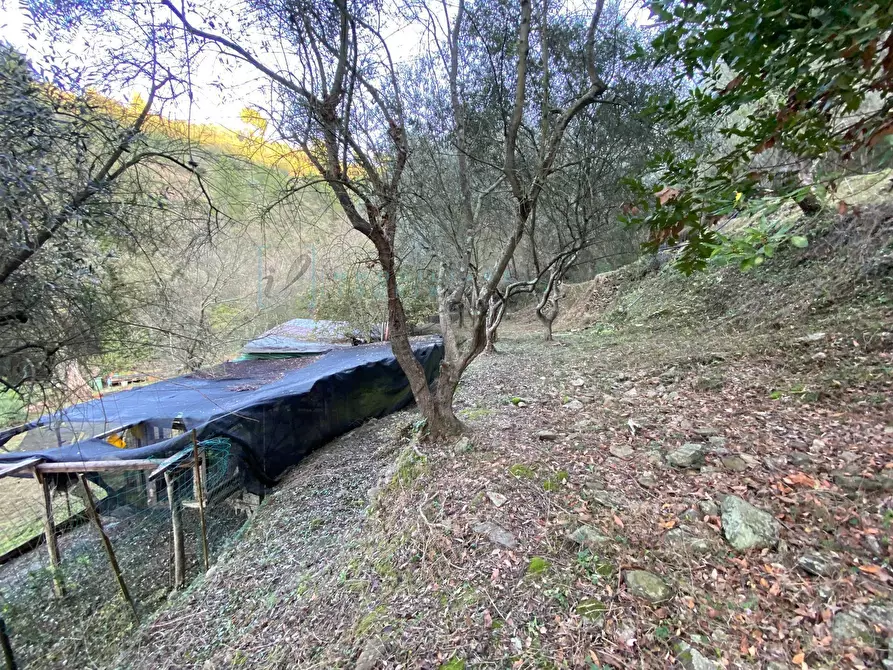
[
  {"xmin": 675, "ymin": 642, "xmax": 718, "ymax": 670},
  {"xmin": 624, "ymin": 570, "xmax": 672, "ymax": 603},
  {"xmin": 665, "ymin": 528, "xmax": 709, "ymax": 554},
  {"xmin": 567, "ymin": 525, "xmax": 611, "ymax": 549},
  {"xmin": 472, "ymin": 521, "xmax": 517, "ymax": 549},
  {"xmin": 797, "ymin": 553, "xmax": 839, "ymax": 577},
  {"xmin": 666, "ymin": 443, "xmax": 706, "ymax": 468},
  {"xmin": 721, "ymin": 496, "xmax": 780, "ymax": 551},
  {"xmin": 831, "ymin": 612, "xmax": 875, "ymax": 644}
]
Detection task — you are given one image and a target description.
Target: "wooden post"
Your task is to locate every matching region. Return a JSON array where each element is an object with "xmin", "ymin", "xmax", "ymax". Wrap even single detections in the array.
[
  {"xmin": 165, "ymin": 471, "xmax": 186, "ymax": 589},
  {"xmin": 77, "ymin": 475, "xmax": 138, "ymax": 622},
  {"xmin": 34, "ymin": 471, "xmax": 64, "ymax": 598},
  {"xmin": 191, "ymin": 431, "xmax": 210, "ymax": 572},
  {"xmin": 0, "ymin": 617, "xmax": 17, "ymax": 670}
]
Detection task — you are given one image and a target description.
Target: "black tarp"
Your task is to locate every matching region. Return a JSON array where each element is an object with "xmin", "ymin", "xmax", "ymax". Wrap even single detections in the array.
[{"xmin": 0, "ymin": 340, "xmax": 443, "ymax": 490}]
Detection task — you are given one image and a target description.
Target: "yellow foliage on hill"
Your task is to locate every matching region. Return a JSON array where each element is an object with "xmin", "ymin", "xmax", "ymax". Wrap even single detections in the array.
[{"xmin": 82, "ymin": 88, "xmax": 317, "ymax": 176}]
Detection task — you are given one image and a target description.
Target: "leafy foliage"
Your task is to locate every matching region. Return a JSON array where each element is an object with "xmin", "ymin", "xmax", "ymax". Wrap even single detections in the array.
[{"xmin": 626, "ymin": 0, "xmax": 893, "ymax": 272}]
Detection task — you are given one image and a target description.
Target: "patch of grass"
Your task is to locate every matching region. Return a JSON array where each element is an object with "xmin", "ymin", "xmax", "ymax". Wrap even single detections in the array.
[
  {"xmin": 526, "ymin": 557, "xmax": 550, "ymax": 576},
  {"xmin": 440, "ymin": 658, "xmax": 465, "ymax": 670},
  {"xmin": 509, "ymin": 463, "xmax": 536, "ymax": 479},
  {"xmin": 393, "ymin": 446, "xmax": 428, "ymax": 488},
  {"xmin": 356, "ymin": 604, "xmax": 388, "ymax": 636},
  {"xmin": 459, "ymin": 407, "xmax": 494, "ymax": 420},
  {"xmin": 542, "ymin": 470, "xmax": 569, "ymax": 491}
]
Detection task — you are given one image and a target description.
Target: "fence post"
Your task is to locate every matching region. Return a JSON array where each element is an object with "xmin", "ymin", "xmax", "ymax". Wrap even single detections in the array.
[
  {"xmin": 165, "ymin": 471, "xmax": 186, "ymax": 589},
  {"xmin": 34, "ymin": 470, "xmax": 64, "ymax": 598},
  {"xmin": 191, "ymin": 431, "xmax": 210, "ymax": 572},
  {"xmin": 77, "ymin": 475, "xmax": 138, "ymax": 622},
  {"xmin": 0, "ymin": 617, "xmax": 17, "ymax": 670}
]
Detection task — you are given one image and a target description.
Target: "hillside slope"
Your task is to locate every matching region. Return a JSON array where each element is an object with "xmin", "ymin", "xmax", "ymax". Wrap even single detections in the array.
[{"xmin": 115, "ymin": 206, "xmax": 891, "ymax": 670}]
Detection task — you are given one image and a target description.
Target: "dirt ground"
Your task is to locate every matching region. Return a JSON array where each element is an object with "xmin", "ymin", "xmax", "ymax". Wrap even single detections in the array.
[{"xmin": 112, "ymin": 289, "xmax": 892, "ymax": 669}]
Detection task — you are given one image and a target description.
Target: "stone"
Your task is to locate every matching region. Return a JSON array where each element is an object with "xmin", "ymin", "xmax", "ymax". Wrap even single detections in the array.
[
  {"xmin": 797, "ymin": 332, "xmax": 826, "ymax": 343},
  {"xmin": 850, "ymin": 601, "xmax": 893, "ymax": 629},
  {"xmin": 694, "ymin": 427, "xmax": 719, "ymax": 437},
  {"xmin": 563, "ymin": 399, "xmax": 584, "ymax": 411},
  {"xmin": 763, "ymin": 455, "xmax": 788, "ymax": 470},
  {"xmin": 834, "ymin": 473, "xmax": 891, "ymax": 492},
  {"xmin": 680, "ymin": 508, "xmax": 701, "ymax": 523},
  {"xmin": 698, "ymin": 499, "xmax": 719, "ymax": 517},
  {"xmin": 666, "ymin": 443, "xmax": 706, "ymax": 468},
  {"xmin": 454, "ymin": 436, "xmax": 473, "ymax": 452},
  {"xmin": 840, "ymin": 450, "xmax": 859, "ymax": 463},
  {"xmin": 587, "ymin": 489, "xmax": 625, "ymax": 510},
  {"xmin": 675, "ymin": 642, "xmax": 718, "ymax": 670},
  {"xmin": 571, "ymin": 377, "xmax": 586, "ymax": 387},
  {"xmin": 637, "ymin": 472, "xmax": 658, "ymax": 489},
  {"xmin": 789, "ymin": 452, "xmax": 812, "ymax": 466},
  {"xmin": 665, "ymin": 528, "xmax": 709, "ymax": 554},
  {"xmin": 721, "ymin": 495, "xmax": 780, "ymax": 551},
  {"xmin": 536, "ymin": 429, "xmax": 559, "ymax": 441},
  {"xmin": 355, "ymin": 638, "xmax": 387, "ymax": 670},
  {"xmin": 864, "ymin": 535, "xmax": 883, "ymax": 556},
  {"xmin": 831, "ymin": 612, "xmax": 875, "ymax": 645},
  {"xmin": 567, "ymin": 525, "xmax": 611, "ymax": 549},
  {"xmin": 721, "ymin": 455, "xmax": 748, "ymax": 472},
  {"xmin": 486, "ymin": 491, "xmax": 507, "ymax": 508},
  {"xmin": 707, "ymin": 435, "xmax": 727, "ymax": 449},
  {"xmin": 472, "ymin": 521, "xmax": 517, "ymax": 549},
  {"xmin": 623, "ymin": 387, "xmax": 638, "ymax": 398},
  {"xmin": 576, "ymin": 598, "xmax": 606, "ymax": 619},
  {"xmin": 609, "ymin": 445, "xmax": 635, "ymax": 459},
  {"xmin": 796, "ymin": 553, "xmax": 839, "ymax": 577},
  {"xmin": 624, "ymin": 570, "xmax": 672, "ymax": 603}
]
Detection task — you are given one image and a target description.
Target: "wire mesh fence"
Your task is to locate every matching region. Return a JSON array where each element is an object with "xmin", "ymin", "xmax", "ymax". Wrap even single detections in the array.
[{"xmin": 0, "ymin": 437, "xmax": 248, "ymax": 669}]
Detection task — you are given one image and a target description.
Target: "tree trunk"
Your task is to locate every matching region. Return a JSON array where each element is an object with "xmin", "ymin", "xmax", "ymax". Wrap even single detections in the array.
[
  {"xmin": 540, "ymin": 315, "xmax": 554, "ymax": 341},
  {"xmin": 374, "ymin": 233, "xmax": 462, "ymax": 440}
]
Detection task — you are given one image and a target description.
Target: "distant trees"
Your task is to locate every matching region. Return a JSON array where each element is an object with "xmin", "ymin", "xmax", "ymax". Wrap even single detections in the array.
[{"xmin": 627, "ymin": 0, "xmax": 893, "ymax": 273}]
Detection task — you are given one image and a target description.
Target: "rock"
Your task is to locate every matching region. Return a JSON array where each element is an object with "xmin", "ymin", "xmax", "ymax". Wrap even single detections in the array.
[
  {"xmin": 850, "ymin": 601, "xmax": 893, "ymax": 629},
  {"xmin": 486, "ymin": 491, "xmax": 507, "ymax": 508},
  {"xmin": 355, "ymin": 638, "xmax": 387, "ymax": 670},
  {"xmin": 454, "ymin": 436, "xmax": 473, "ymax": 452},
  {"xmin": 811, "ymin": 351, "xmax": 827, "ymax": 361},
  {"xmin": 660, "ymin": 367, "xmax": 679, "ymax": 382},
  {"xmin": 587, "ymin": 489, "xmax": 625, "ymax": 510},
  {"xmin": 624, "ymin": 570, "xmax": 672, "ymax": 603},
  {"xmin": 840, "ymin": 450, "xmax": 860, "ymax": 463},
  {"xmin": 576, "ymin": 598, "xmax": 606, "ymax": 619},
  {"xmin": 864, "ymin": 535, "xmax": 883, "ymax": 556},
  {"xmin": 563, "ymin": 399, "xmax": 584, "ymax": 411},
  {"xmin": 666, "ymin": 443, "xmax": 706, "ymax": 468},
  {"xmin": 810, "ymin": 438, "xmax": 826, "ymax": 452},
  {"xmin": 472, "ymin": 521, "xmax": 517, "ymax": 549},
  {"xmin": 831, "ymin": 612, "xmax": 875, "ymax": 644},
  {"xmin": 834, "ymin": 473, "xmax": 892, "ymax": 492},
  {"xmin": 796, "ymin": 553, "xmax": 839, "ymax": 577},
  {"xmin": 623, "ymin": 387, "xmax": 638, "ymax": 398},
  {"xmin": 567, "ymin": 525, "xmax": 611, "ymax": 548},
  {"xmin": 680, "ymin": 508, "xmax": 701, "ymax": 523},
  {"xmin": 665, "ymin": 528, "xmax": 709, "ymax": 554},
  {"xmin": 637, "ymin": 472, "xmax": 658, "ymax": 489},
  {"xmin": 571, "ymin": 377, "xmax": 586, "ymax": 387},
  {"xmin": 675, "ymin": 642, "xmax": 718, "ymax": 670},
  {"xmin": 536, "ymin": 429, "xmax": 559, "ymax": 441},
  {"xmin": 694, "ymin": 427, "xmax": 719, "ymax": 437},
  {"xmin": 698, "ymin": 499, "xmax": 719, "ymax": 517},
  {"xmin": 721, "ymin": 495, "xmax": 780, "ymax": 551},
  {"xmin": 789, "ymin": 452, "xmax": 812, "ymax": 466},
  {"xmin": 609, "ymin": 445, "xmax": 635, "ymax": 459},
  {"xmin": 763, "ymin": 455, "xmax": 788, "ymax": 470},
  {"xmin": 721, "ymin": 455, "xmax": 748, "ymax": 472},
  {"xmin": 797, "ymin": 332, "xmax": 826, "ymax": 343}
]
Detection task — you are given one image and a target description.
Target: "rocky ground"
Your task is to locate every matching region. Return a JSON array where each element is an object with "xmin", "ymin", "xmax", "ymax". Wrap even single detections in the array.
[
  {"xmin": 115, "ymin": 310, "xmax": 891, "ymax": 669},
  {"xmin": 112, "ymin": 208, "xmax": 892, "ymax": 669}
]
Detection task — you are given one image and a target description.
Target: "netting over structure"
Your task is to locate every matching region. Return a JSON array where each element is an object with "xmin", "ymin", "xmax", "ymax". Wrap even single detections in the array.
[{"xmin": 0, "ymin": 339, "xmax": 443, "ymax": 667}]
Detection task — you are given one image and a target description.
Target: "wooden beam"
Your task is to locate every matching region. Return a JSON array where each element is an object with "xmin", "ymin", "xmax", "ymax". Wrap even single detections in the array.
[
  {"xmin": 35, "ymin": 470, "xmax": 64, "ymax": 598},
  {"xmin": 0, "ymin": 457, "xmax": 43, "ymax": 479},
  {"xmin": 148, "ymin": 447, "xmax": 194, "ymax": 482},
  {"xmin": 0, "ymin": 617, "xmax": 17, "ymax": 670},
  {"xmin": 165, "ymin": 471, "xmax": 186, "ymax": 589},
  {"xmin": 90, "ymin": 424, "xmax": 134, "ymax": 441},
  {"xmin": 37, "ymin": 460, "xmax": 164, "ymax": 474},
  {"xmin": 191, "ymin": 431, "xmax": 209, "ymax": 572},
  {"xmin": 78, "ymin": 474, "xmax": 138, "ymax": 622}
]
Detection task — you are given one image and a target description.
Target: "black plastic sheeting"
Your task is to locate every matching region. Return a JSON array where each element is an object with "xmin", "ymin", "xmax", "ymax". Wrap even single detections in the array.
[{"xmin": 0, "ymin": 340, "xmax": 443, "ymax": 490}]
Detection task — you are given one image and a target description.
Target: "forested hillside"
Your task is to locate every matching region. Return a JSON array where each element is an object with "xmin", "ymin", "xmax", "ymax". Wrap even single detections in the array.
[{"xmin": 0, "ymin": 0, "xmax": 890, "ymax": 667}]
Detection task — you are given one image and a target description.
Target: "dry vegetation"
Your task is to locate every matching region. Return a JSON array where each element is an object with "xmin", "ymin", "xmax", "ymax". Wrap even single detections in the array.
[{"xmin": 105, "ymin": 206, "xmax": 892, "ymax": 669}]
